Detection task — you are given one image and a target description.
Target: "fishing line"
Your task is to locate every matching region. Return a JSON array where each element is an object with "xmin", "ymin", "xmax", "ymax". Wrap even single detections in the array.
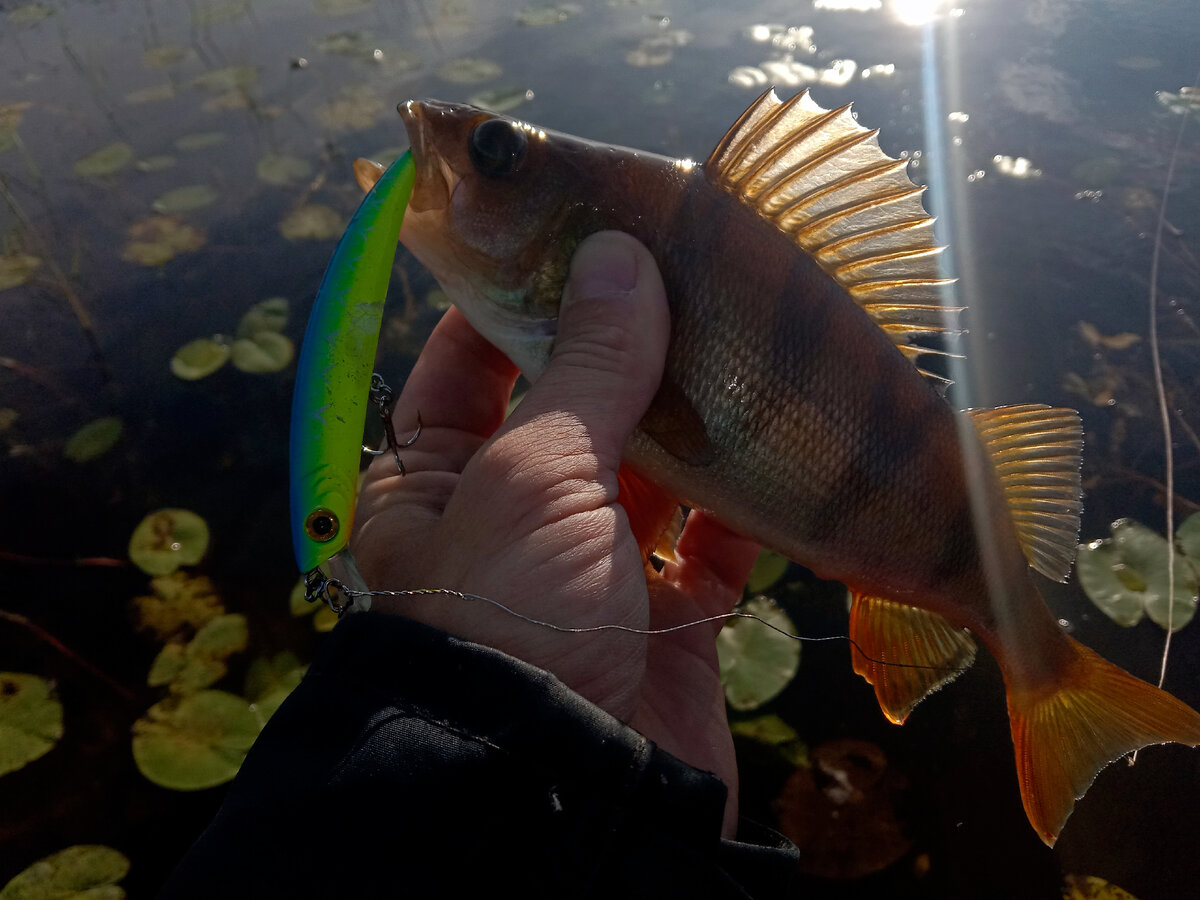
[{"xmin": 327, "ymin": 582, "xmax": 971, "ymax": 674}]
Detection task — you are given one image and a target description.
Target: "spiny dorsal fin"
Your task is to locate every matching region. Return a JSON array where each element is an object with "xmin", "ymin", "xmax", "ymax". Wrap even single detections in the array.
[
  {"xmin": 705, "ymin": 88, "xmax": 962, "ymax": 383},
  {"xmin": 966, "ymin": 404, "xmax": 1083, "ymax": 582},
  {"xmin": 849, "ymin": 591, "xmax": 977, "ymax": 724}
]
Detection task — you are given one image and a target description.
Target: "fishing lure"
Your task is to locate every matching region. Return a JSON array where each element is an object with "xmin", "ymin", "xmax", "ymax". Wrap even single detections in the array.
[{"xmin": 288, "ymin": 150, "xmax": 416, "ymax": 612}]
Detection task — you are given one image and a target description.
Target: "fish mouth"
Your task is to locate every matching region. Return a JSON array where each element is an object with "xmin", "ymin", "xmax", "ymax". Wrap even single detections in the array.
[{"xmin": 397, "ymin": 99, "xmax": 460, "ymax": 214}]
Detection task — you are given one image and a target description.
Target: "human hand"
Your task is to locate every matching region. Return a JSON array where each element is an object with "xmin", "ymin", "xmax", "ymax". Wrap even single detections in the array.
[{"xmin": 351, "ymin": 231, "xmax": 760, "ymax": 835}]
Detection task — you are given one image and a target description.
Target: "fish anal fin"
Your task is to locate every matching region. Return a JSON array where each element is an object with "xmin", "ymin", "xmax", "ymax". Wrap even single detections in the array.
[
  {"xmin": 1008, "ymin": 638, "xmax": 1200, "ymax": 846},
  {"xmin": 849, "ymin": 591, "xmax": 976, "ymax": 724},
  {"xmin": 354, "ymin": 158, "xmax": 386, "ymax": 193},
  {"xmin": 616, "ymin": 465, "xmax": 683, "ymax": 563},
  {"xmin": 966, "ymin": 404, "xmax": 1083, "ymax": 582},
  {"xmin": 640, "ymin": 376, "xmax": 714, "ymax": 467},
  {"xmin": 705, "ymin": 88, "xmax": 961, "ymax": 385}
]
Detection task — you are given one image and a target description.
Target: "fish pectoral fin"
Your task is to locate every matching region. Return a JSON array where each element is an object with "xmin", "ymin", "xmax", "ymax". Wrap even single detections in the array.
[
  {"xmin": 616, "ymin": 464, "xmax": 683, "ymax": 563},
  {"xmin": 639, "ymin": 376, "xmax": 714, "ymax": 467},
  {"xmin": 966, "ymin": 404, "xmax": 1083, "ymax": 582},
  {"xmin": 849, "ymin": 591, "xmax": 977, "ymax": 724},
  {"xmin": 1007, "ymin": 638, "xmax": 1200, "ymax": 846},
  {"xmin": 354, "ymin": 158, "xmax": 386, "ymax": 193}
]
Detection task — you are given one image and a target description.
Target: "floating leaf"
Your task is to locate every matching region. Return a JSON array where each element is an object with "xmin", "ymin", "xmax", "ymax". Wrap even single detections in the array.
[
  {"xmin": 124, "ymin": 83, "xmax": 176, "ymax": 105},
  {"xmin": 0, "ymin": 409, "xmax": 17, "ymax": 432},
  {"xmin": 149, "ymin": 614, "xmax": 249, "ymax": 693},
  {"xmin": 230, "ymin": 332, "xmax": 294, "ymax": 373},
  {"xmin": 279, "ymin": 204, "xmax": 343, "ymax": 241},
  {"xmin": 171, "ymin": 337, "xmax": 230, "ymax": 380},
  {"xmin": 190, "ymin": 0, "xmax": 249, "ymax": 27},
  {"xmin": 745, "ymin": 549, "xmax": 789, "ymax": 594},
  {"xmin": 716, "ymin": 596, "xmax": 801, "ymax": 711},
  {"xmin": 63, "ymin": 416, "xmax": 123, "ymax": 462},
  {"xmin": 0, "ymin": 102, "xmax": 32, "ymax": 152},
  {"xmin": 133, "ymin": 572, "xmax": 224, "ymax": 639},
  {"xmin": 0, "ymin": 673, "xmax": 63, "ymax": 777},
  {"xmin": 237, "ymin": 297, "xmax": 289, "ymax": 338},
  {"xmin": 245, "ymin": 652, "xmax": 306, "ymax": 724},
  {"xmin": 128, "ymin": 508, "xmax": 210, "ymax": 576},
  {"xmin": 1063, "ymin": 874, "xmax": 1141, "ymax": 900},
  {"xmin": 142, "ymin": 44, "xmax": 192, "ymax": 68},
  {"xmin": 174, "ymin": 132, "xmax": 227, "ymax": 152},
  {"xmin": 152, "ymin": 184, "xmax": 218, "ymax": 214},
  {"xmin": 312, "ymin": 30, "xmax": 374, "ymax": 55},
  {"xmin": 1077, "ymin": 540, "xmax": 1145, "ymax": 627},
  {"xmin": 0, "ymin": 845, "xmax": 129, "ymax": 900},
  {"xmin": 1175, "ymin": 512, "xmax": 1200, "ymax": 561},
  {"xmin": 436, "ymin": 57, "xmax": 502, "ymax": 84},
  {"xmin": 74, "ymin": 142, "xmax": 133, "ymax": 177},
  {"xmin": 289, "ymin": 578, "xmax": 316, "ymax": 616},
  {"xmin": 134, "ymin": 155, "xmax": 176, "ymax": 173},
  {"xmin": 1077, "ymin": 321, "xmax": 1139, "ymax": 351},
  {"xmin": 466, "ymin": 88, "xmax": 534, "ymax": 114},
  {"xmin": 132, "ymin": 690, "xmax": 259, "ymax": 790},
  {"xmin": 730, "ymin": 713, "xmax": 809, "ymax": 767},
  {"xmin": 0, "ymin": 251, "xmax": 41, "ymax": 291},
  {"xmin": 121, "ymin": 216, "xmax": 206, "ymax": 266},
  {"xmin": 314, "ymin": 0, "xmax": 374, "ymax": 17},
  {"xmin": 255, "ymin": 153, "xmax": 312, "ymax": 186},
  {"xmin": 314, "ymin": 84, "xmax": 385, "ymax": 131},
  {"xmin": 515, "ymin": 4, "xmax": 581, "ymax": 26},
  {"xmin": 7, "ymin": 2, "xmax": 55, "ymax": 25},
  {"xmin": 192, "ymin": 64, "xmax": 258, "ymax": 92}
]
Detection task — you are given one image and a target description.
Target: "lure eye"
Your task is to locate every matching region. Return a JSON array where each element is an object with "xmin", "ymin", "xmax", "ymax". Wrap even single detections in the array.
[
  {"xmin": 469, "ymin": 118, "xmax": 527, "ymax": 178},
  {"xmin": 305, "ymin": 508, "xmax": 340, "ymax": 543}
]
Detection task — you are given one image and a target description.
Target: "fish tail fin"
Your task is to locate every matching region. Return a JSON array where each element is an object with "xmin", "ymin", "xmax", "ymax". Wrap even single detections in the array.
[{"xmin": 1007, "ymin": 638, "xmax": 1200, "ymax": 846}]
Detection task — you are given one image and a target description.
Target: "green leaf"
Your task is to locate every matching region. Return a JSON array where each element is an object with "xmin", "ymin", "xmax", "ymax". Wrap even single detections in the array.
[
  {"xmin": 255, "ymin": 153, "xmax": 312, "ymax": 186},
  {"xmin": 245, "ymin": 652, "xmax": 306, "ymax": 724},
  {"xmin": 1076, "ymin": 539, "xmax": 1145, "ymax": 627},
  {"xmin": 716, "ymin": 596, "xmax": 801, "ymax": 711},
  {"xmin": 171, "ymin": 337, "xmax": 230, "ymax": 380},
  {"xmin": 173, "ymin": 132, "xmax": 227, "ymax": 152},
  {"xmin": 313, "ymin": 0, "xmax": 374, "ymax": 17},
  {"xmin": 515, "ymin": 5, "xmax": 581, "ymax": 26},
  {"xmin": 230, "ymin": 332, "xmax": 294, "ymax": 373},
  {"xmin": 279, "ymin": 204, "xmax": 343, "ymax": 241},
  {"xmin": 0, "ymin": 673, "xmax": 64, "ymax": 777},
  {"xmin": 151, "ymin": 184, "xmax": 217, "ymax": 214},
  {"xmin": 128, "ymin": 509, "xmax": 210, "ymax": 576},
  {"xmin": 465, "ymin": 88, "xmax": 534, "ymax": 114},
  {"xmin": 149, "ymin": 614, "xmax": 249, "ymax": 693},
  {"xmin": 121, "ymin": 216, "xmax": 206, "ymax": 266},
  {"xmin": 63, "ymin": 417, "xmax": 123, "ymax": 462},
  {"xmin": 1112, "ymin": 519, "xmax": 1198, "ymax": 632},
  {"xmin": 7, "ymin": 3, "xmax": 55, "ymax": 26},
  {"xmin": 730, "ymin": 713, "xmax": 809, "ymax": 767},
  {"xmin": 436, "ymin": 57, "xmax": 503, "ymax": 84},
  {"xmin": 289, "ymin": 578, "xmax": 317, "ymax": 617},
  {"xmin": 132, "ymin": 690, "xmax": 260, "ymax": 790},
  {"xmin": 191, "ymin": 65, "xmax": 258, "ymax": 92},
  {"xmin": 1062, "ymin": 873, "xmax": 1141, "ymax": 900},
  {"xmin": 73, "ymin": 142, "xmax": 133, "ymax": 177},
  {"xmin": 0, "ymin": 252, "xmax": 41, "ymax": 291},
  {"xmin": 1175, "ymin": 512, "xmax": 1200, "ymax": 561},
  {"xmin": 133, "ymin": 572, "xmax": 224, "ymax": 639},
  {"xmin": 236, "ymin": 297, "xmax": 288, "ymax": 338},
  {"xmin": 142, "ymin": 44, "xmax": 192, "ymax": 69},
  {"xmin": 745, "ymin": 549, "xmax": 789, "ymax": 594},
  {"xmin": 134, "ymin": 155, "xmax": 176, "ymax": 173},
  {"xmin": 0, "ymin": 845, "xmax": 129, "ymax": 900}
]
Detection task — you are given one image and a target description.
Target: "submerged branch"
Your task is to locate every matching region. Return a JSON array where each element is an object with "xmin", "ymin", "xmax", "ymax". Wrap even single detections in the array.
[{"xmin": 0, "ymin": 609, "xmax": 136, "ymax": 702}]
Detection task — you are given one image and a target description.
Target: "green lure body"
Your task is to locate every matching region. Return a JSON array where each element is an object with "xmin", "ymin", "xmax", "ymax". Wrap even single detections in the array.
[{"xmin": 289, "ymin": 150, "xmax": 415, "ymax": 576}]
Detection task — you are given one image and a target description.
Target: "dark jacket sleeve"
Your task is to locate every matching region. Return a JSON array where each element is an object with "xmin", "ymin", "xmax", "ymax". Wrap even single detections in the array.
[{"xmin": 159, "ymin": 612, "xmax": 797, "ymax": 899}]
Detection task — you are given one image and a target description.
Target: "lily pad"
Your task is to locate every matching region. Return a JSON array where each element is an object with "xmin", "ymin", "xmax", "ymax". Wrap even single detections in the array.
[
  {"xmin": 436, "ymin": 57, "xmax": 502, "ymax": 84},
  {"xmin": 7, "ymin": 3, "xmax": 55, "ymax": 25},
  {"xmin": 191, "ymin": 64, "xmax": 258, "ymax": 92},
  {"xmin": 134, "ymin": 155, "xmax": 177, "ymax": 173},
  {"xmin": 132, "ymin": 689, "xmax": 260, "ymax": 790},
  {"xmin": 515, "ymin": 4, "xmax": 581, "ymax": 26},
  {"xmin": 0, "ymin": 845, "xmax": 129, "ymax": 900},
  {"xmin": 0, "ymin": 251, "xmax": 41, "ymax": 291},
  {"xmin": 122, "ymin": 216, "xmax": 206, "ymax": 266},
  {"xmin": 1062, "ymin": 874, "xmax": 1141, "ymax": 900},
  {"xmin": 124, "ymin": 83, "xmax": 176, "ymax": 105},
  {"xmin": 237, "ymin": 297, "xmax": 289, "ymax": 337},
  {"xmin": 1077, "ymin": 519, "xmax": 1199, "ymax": 632},
  {"xmin": 466, "ymin": 88, "xmax": 534, "ymax": 114},
  {"xmin": 716, "ymin": 596, "xmax": 801, "ymax": 711},
  {"xmin": 142, "ymin": 44, "xmax": 192, "ymax": 68},
  {"xmin": 730, "ymin": 713, "xmax": 809, "ymax": 767},
  {"xmin": 63, "ymin": 416, "xmax": 123, "ymax": 462},
  {"xmin": 279, "ymin": 204, "xmax": 343, "ymax": 241},
  {"xmin": 0, "ymin": 673, "xmax": 64, "ymax": 777},
  {"xmin": 152, "ymin": 184, "xmax": 217, "ymax": 214},
  {"xmin": 174, "ymin": 132, "xmax": 227, "ymax": 152},
  {"xmin": 74, "ymin": 142, "xmax": 133, "ymax": 177},
  {"xmin": 133, "ymin": 572, "xmax": 224, "ymax": 639},
  {"xmin": 1175, "ymin": 511, "xmax": 1200, "ymax": 560},
  {"xmin": 745, "ymin": 549, "xmax": 789, "ymax": 594},
  {"xmin": 0, "ymin": 102, "xmax": 32, "ymax": 152},
  {"xmin": 314, "ymin": 85, "xmax": 384, "ymax": 131},
  {"xmin": 128, "ymin": 508, "xmax": 210, "ymax": 576},
  {"xmin": 148, "ymin": 614, "xmax": 249, "ymax": 693},
  {"xmin": 314, "ymin": 0, "xmax": 374, "ymax": 17},
  {"xmin": 171, "ymin": 337, "xmax": 230, "ymax": 380},
  {"xmin": 256, "ymin": 153, "xmax": 312, "ymax": 186},
  {"xmin": 190, "ymin": 0, "xmax": 249, "ymax": 27},
  {"xmin": 230, "ymin": 332, "xmax": 294, "ymax": 373},
  {"xmin": 245, "ymin": 652, "xmax": 306, "ymax": 724}
]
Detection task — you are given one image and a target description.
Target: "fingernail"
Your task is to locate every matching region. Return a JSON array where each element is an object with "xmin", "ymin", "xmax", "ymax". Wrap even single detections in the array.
[{"xmin": 567, "ymin": 232, "xmax": 639, "ymax": 301}]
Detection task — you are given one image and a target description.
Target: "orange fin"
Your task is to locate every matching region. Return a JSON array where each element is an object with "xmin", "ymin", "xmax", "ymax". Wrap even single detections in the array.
[
  {"xmin": 640, "ymin": 376, "xmax": 713, "ymax": 467},
  {"xmin": 353, "ymin": 158, "xmax": 386, "ymax": 193},
  {"xmin": 616, "ymin": 465, "xmax": 682, "ymax": 563},
  {"xmin": 966, "ymin": 404, "xmax": 1083, "ymax": 582},
  {"xmin": 1008, "ymin": 638, "xmax": 1200, "ymax": 846},
  {"xmin": 849, "ymin": 591, "xmax": 976, "ymax": 724},
  {"xmin": 705, "ymin": 88, "xmax": 962, "ymax": 385}
]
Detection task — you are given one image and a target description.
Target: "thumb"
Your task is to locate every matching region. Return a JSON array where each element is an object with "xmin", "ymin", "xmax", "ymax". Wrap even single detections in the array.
[{"xmin": 511, "ymin": 230, "xmax": 670, "ymax": 467}]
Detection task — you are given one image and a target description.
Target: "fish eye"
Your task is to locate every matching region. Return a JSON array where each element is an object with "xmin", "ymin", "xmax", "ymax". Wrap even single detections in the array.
[
  {"xmin": 305, "ymin": 508, "xmax": 339, "ymax": 543},
  {"xmin": 469, "ymin": 118, "xmax": 527, "ymax": 178}
]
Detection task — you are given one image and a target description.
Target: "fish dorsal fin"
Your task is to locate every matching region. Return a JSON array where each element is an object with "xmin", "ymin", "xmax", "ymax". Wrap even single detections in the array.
[
  {"xmin": 849, "ymin": 591, "xmax": 977, "ymax": 724},
  {"xmin": 966, "ymin": 404, "xmax": 1083, "ymax": 582},
  {"xmin": 705, "ymin": 88, "xmax": 962, "ymax": 380}
]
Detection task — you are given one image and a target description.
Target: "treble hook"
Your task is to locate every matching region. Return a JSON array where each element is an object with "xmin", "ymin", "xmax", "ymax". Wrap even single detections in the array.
[{"xmin": 363, "ymin": 372, "xmax": 421, "ymax": 475}]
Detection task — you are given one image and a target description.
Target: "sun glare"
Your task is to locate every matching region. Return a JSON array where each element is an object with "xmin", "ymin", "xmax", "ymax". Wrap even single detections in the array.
[{"xmin": 890, "ymin": 0, "xmax": 958, "ymax": 27}]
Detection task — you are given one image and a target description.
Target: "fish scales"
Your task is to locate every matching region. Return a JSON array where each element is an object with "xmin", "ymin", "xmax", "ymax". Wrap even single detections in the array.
[{"xmin": 375, "ymin": 90, "xmax": 1200, "ymax": 845}]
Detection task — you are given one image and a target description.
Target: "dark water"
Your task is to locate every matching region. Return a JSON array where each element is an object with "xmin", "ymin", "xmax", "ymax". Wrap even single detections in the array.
[{"xmin": 1, "ymin": 0, "xmax": 1198, "ymax": 896}]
